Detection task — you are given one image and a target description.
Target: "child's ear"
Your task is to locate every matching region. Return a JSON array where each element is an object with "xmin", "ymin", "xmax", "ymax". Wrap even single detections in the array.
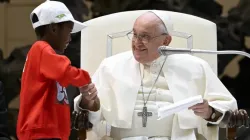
[{"xmin": 48, "ymin": 24, "xmax": 57, "ymax": 33}]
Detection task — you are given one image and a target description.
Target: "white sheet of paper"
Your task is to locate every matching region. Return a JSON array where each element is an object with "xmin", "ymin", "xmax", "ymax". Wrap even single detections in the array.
[{"xmin": 158, "ymin": 95, "xmax": 203, "ymax": 120}]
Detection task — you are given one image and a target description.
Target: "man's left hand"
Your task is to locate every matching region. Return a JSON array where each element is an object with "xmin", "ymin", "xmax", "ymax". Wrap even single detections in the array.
[{"xmin": 189, "ymin": 99, "xmax": 212, "ymax": 119}]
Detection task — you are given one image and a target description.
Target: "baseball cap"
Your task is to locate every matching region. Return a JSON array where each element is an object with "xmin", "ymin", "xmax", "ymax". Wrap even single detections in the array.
[{"xmin": 30, "ymin": 0, "xmax": 86, "ymax": 33}]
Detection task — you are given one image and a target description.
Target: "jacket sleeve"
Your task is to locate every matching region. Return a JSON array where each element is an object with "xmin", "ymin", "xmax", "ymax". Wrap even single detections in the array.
[
  {"xmin": 40, "ymin": 47, "xmax": 91, "ymax": 87},
  {"xmin": 202, "ymin": 60, "xmax": 238, "ymax": 125}
]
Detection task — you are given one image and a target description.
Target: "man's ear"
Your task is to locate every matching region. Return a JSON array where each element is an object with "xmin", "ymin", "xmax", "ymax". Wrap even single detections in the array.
[{"xmin": 163, "ymin": 35, "xmax": 172, "ymax": 46}]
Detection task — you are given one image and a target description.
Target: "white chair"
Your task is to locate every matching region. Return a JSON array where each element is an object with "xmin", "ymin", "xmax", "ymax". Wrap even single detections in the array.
[{"xmin": 80, "ymin": 10, "xmax": 218, "ymax": 139}]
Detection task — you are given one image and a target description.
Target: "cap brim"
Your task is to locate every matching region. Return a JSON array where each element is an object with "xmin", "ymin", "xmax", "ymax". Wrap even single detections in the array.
[{"xmin": 71, "ymin": 20, "xmax": 87, "ymax": 33}]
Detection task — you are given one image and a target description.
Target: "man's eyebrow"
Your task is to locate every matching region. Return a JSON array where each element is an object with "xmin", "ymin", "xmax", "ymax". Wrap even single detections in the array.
[{"xmin": 132, "ymin": 29, "xmax": 151, "ymax": 35}]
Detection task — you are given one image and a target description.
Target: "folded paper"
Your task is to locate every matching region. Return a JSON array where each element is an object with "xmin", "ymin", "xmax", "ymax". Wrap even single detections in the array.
[{"xmin": 158, "ymin": 95, "xmax": 203, "ymax": 120}]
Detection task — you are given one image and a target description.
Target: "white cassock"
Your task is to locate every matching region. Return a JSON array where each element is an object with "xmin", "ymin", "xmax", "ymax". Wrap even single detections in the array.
[{"xmin": 74, "ymin": 51, "xmax": 238, "ymax": 140}]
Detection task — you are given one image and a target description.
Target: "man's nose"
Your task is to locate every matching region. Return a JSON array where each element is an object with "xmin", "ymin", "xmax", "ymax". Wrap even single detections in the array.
[
  {"xmin": 133, "ymin": 41, "xmax": 144, "ymax": 49},
  {"xmin": 133, "ymin": 37, "xmax": 143, "ymax": 44}
]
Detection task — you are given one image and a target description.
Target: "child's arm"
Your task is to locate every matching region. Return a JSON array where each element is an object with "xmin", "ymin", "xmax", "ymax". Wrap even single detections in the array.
[{"xmin": 40, "ymin": 47, "xmax": 91, "ymax": 87}]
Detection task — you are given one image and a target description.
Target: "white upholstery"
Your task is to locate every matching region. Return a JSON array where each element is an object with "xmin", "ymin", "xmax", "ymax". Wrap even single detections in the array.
[
  {"xmin": 81, "ymin": 10, "xmax": 217, "ymax": 76},
  {"xmin": 80, "ymin": 10, "xmax": 217, "ymax": 139}
]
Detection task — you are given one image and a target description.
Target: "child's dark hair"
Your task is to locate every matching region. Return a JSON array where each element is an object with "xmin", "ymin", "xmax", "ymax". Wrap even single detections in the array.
[
  {"xmin": 31, "ymin": 13, "xmax": 65, "ymax": 38},
  {"xmin": 31, "ymin": 14, "xmax": 47, "ymax": 38}
]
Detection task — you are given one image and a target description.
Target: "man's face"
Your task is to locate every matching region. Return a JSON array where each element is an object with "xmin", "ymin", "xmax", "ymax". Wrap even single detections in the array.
[{"xmin": 131, "ymin": 15, "xmax": 171, "ymax": 64}]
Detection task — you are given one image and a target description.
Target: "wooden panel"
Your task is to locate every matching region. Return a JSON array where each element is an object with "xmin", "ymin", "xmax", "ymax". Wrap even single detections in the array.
[
  {"xmin": 215, "ymin": 0, "xmax": 240, "ymax": 17},
  {"xmin": 5, "ymin": 1, "xmax": 42, "ymax": 57},
  {"xmin": 7, "ymin": 6, "xmax": 36, "ymax": 39},
  {"xmin": 10, "ymin": 0, "xmax": 44, "ymax": 5},
  {"xmin": 0, "ymin": 4, "xmax": 6, "ymax": 58}
]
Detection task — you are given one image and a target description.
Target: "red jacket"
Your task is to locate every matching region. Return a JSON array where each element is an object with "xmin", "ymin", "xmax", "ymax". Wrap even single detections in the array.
[{"xmin": 17, "ymin": 41, "xmax": 91, "ymax": 140}]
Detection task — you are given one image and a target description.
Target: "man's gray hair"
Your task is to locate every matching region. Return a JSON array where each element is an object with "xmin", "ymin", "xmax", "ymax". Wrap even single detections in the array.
[{"xmin": 158, "ymin": 22, "xmax": 169, "ymax": 35}]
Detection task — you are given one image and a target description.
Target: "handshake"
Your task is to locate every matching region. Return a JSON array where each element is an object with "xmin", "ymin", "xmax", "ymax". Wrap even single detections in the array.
[
  {"xmin": 78, "ymin": 83, "xmax": 100, "ymax": 112},
  {"xmin": 71, "ymin": 83, "xmax": 99, "ymax": 131},
  {"xmin": 79, "ymin": 83, "xmax": 98, "ymax": 102}
]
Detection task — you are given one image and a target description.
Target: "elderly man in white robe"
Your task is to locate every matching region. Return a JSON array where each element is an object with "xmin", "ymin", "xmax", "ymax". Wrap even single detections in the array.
[{"xmin": 74, "ymin": 11, "xmax": 238, "ymax": 140}]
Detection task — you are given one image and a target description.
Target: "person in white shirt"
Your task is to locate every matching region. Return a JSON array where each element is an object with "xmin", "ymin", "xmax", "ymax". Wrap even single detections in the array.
[{"xmin": 74, "ymin": 11, "xmax": 238, "ymax": 140}]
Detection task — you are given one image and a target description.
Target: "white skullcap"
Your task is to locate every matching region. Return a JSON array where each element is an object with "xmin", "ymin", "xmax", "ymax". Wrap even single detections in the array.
[{"xmin": 146, "ymin": 10, "xmax": 174, "ymax": 35}]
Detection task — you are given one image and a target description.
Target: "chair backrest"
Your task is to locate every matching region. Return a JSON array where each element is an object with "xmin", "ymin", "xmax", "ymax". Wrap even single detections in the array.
[{"xmin": 80, "ymin": 10, "xmax": 217, "ymax": 75}]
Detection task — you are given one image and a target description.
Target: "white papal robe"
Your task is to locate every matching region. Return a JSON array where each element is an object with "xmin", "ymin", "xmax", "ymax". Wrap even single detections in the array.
[{"xmin": 74, "ymin": 51, "xmax": 238, "ymax": 140}]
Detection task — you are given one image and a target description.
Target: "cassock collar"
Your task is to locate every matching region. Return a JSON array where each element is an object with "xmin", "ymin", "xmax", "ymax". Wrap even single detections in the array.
[
  {"xmin": 139, "ymin": 55, "xmax": 167, "ymax": 76},
  {"xmin": 144, "ymin": 55, "xmax": 166, "ymax": 67}
]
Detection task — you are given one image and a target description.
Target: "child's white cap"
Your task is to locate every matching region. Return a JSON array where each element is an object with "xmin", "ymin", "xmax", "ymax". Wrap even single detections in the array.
[{"xmin": 30, "ymin": 0, "xmax": 86, "ymax": 33}]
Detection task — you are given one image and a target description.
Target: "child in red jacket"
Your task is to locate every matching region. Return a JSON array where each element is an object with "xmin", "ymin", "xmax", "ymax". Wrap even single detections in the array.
[{"xmin": 17, "ymin": 1, "xmax": 97, "ymax": 140}]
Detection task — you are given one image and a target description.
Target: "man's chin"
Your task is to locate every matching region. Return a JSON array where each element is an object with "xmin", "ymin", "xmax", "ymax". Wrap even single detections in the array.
[{"xmin": 133, "ymin": 55, "xmax": 147, "ymax": 64}]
